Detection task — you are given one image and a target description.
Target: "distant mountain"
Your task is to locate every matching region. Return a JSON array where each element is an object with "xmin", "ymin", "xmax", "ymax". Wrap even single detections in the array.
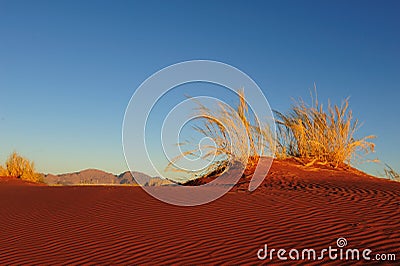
[
  {"xmin": 44, "ymin": 169, "xmax": 172, "ymax": 186},
  {"xmin": 45, "ymin": 169, "xmax": 118, "ymax": 185},
  {"xmin": 117, "ymin": 171, "xmax": 174, "ymax": 186},
  {"xmin": 117, "ymin": 171, "xmax": 136, "ymax": 185},
  {"xmin": 117, "ymin": 171, "xmax": 149, "ymax": 185}
]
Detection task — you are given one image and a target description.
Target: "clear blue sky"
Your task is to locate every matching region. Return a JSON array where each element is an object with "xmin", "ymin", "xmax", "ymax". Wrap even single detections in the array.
[{"xmin": 0, "ymin": 0, "xmax": 399, "ymax": 176}]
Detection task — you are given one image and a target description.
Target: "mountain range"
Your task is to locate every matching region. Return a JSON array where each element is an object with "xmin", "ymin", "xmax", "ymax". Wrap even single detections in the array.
[{"xmin": 44, "ymin": 169, "xmax": 173, "ymax": 186}]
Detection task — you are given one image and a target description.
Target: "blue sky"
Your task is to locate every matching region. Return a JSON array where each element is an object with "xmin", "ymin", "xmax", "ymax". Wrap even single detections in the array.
[{"xmin": 0, "ymin": 0, "xmax": 399, "ymax": 176}]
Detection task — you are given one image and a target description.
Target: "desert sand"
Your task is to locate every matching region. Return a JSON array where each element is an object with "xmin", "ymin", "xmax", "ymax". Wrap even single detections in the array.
[{"xmin": 0, "ymin": 160, "xmax": 399, "ymax": 265}]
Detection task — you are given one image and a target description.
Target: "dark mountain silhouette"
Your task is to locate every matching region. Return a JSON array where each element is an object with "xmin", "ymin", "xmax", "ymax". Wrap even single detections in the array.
[
  {"xmin": 117, "ymin": 171, "xmax": 174, "ymax": 186},
  {"xmin": 118, "ymin": 171, "xmax": 148, "ymax": 185}
]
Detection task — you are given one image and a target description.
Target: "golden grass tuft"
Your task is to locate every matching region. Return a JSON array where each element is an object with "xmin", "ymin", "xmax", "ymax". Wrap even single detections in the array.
[
  {"xmin": 167, "ymin": 89, "xmax": 273, "ymax": 179},
  {"xmin": 274, "ymin": 91, "xmax": 375, "ymax": 168},
  {"xmin": 0, "ymin": 165, "xmax": 5, "ymax": 176},
  {"xmin": 168, "ymin": 87, "xmax": 376, "ymax": 182},
  {"xmin": 0, "ymin": 152, "xmax": 43, "ymax": 183}
]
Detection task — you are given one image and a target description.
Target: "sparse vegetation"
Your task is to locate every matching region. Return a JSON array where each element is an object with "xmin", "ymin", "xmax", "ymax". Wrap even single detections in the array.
[
  {"xmin": 275, "ymin": 92, "xmax": 375, "ymax": 168},
  {"xmin": 384, "ymin": 164, "xmax": 400, "ymax": 182},
  {"xmin": 168, "ymin": 87, "xmax": 376, "ymax": 181},
  {"xmin": 0, "ymin": 165, "xmax": 5, "ymax": 175},
  {"xmin": 167, "ymin": 89, "xmax": 273, "ymax": 179},
  {"xmin": 0, "ymin": 152, "xmax": 43, "ymax": 183}
]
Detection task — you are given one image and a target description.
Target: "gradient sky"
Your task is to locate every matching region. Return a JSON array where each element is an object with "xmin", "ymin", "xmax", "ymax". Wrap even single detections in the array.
[{"xmin": 0, "ymin": 0, "xmax": 399, "ymax": 176}]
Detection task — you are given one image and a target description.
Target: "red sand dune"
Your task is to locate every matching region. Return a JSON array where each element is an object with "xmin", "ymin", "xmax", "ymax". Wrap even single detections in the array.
[{"xmin": 0, "ymin": 160, "xmax": 399, "ymax": 265}]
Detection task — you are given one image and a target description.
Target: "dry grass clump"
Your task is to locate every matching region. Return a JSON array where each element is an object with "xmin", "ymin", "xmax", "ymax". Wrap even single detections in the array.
[
  {"xmin": 384, "ymin": 164, "xmax": 400, "ymax": 182},
  {"xmin": 167, "ymin": 89, "xmax": 273, "ymax": 179},
  {"xmin": 275, "ymin": 92, "xmax": 375, "ymax": 168},
  {"xmin": 168, "ymin": 87, "xmax": 376, "ymax": 182},
  {"xmin": 0, "ymin": 152, "xmax": 43, "ymax": 183},
  {"xmin": 0, "ymin": 165, "xmax": 5, "ymax": 176}
]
